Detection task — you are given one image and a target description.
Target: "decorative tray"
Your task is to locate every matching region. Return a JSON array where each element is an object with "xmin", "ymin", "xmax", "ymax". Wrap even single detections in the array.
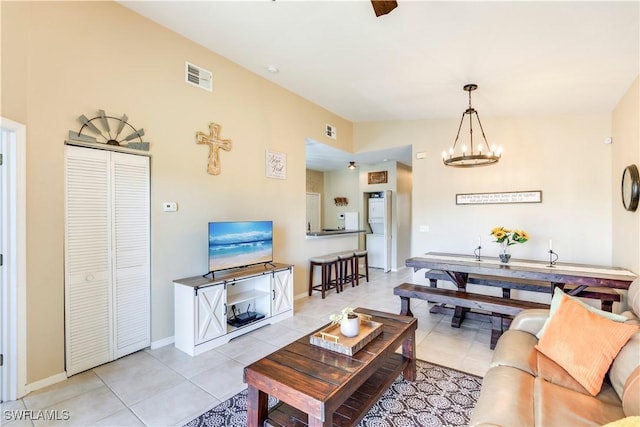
[{"xmin": 310, "ymin": 314, "xmax": 384, "ymax": 356}]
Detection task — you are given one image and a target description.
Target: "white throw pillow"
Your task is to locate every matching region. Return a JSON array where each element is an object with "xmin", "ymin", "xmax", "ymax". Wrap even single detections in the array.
[{"xmin": 536, "ymin": 287, "xmax": 627, "ymax": 339}]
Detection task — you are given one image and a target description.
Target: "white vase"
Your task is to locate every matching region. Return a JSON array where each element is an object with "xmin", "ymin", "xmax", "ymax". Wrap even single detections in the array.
[{"xmin": 340, "ymin": 315, "xmax": 360, "ymax": 337}]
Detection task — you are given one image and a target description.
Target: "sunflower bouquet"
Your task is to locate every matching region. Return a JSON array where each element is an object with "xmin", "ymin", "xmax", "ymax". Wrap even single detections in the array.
[
  {"xmin": 491, "ymin": 227, "xmax": 529, "ymax": 262},
  {"xmin": 490, "ymin": 227, "xmax": 529, "ymax": 246}
]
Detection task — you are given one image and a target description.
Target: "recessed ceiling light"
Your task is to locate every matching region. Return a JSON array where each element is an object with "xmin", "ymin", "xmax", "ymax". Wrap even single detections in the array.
[{"xmin": 267, "ymin": 65, "xmax": 279, "ymax": 74}]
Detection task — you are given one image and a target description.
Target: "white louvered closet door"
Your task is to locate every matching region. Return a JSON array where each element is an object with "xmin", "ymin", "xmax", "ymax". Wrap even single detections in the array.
[
  {"xmin": 65, "ymin": 145, "xmax": 150, "ymax": 376},
  {"xmin": 65, "ymin": 146, "xmax": 112, "ymax": 375},
  {"xmin": 111, "ymin": 152, "xmax": 150, "ymax": 358}
]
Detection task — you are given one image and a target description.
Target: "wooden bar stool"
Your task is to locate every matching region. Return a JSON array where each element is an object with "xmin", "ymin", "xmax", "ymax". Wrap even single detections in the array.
[
  {"xmin": 354, "ymin": 249, "xmax": 369, "ymax": 284},
  {"xmin": 308, "ymin": 255, "xmax": 340, "ymax": 299},
  {"xmin": 336, "ymin": 251, "xmax": 358, "ymax": 288}
]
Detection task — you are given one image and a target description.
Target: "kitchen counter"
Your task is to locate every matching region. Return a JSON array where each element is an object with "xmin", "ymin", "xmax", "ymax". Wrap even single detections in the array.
[{"xmin": 306, "ymin": 229, "xmax": 366, "ymax": 238}]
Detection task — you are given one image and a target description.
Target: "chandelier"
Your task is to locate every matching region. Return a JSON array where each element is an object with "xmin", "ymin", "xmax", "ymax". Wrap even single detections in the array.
[{"xmin": 442, "ymin": 84, "xmax": 502, "ymax": 167}]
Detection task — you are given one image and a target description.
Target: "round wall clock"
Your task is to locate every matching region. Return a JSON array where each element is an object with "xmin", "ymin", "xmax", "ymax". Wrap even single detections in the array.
[{"xmin": 621, "ymin": 164, "xmax": 639, "ymax": 212}]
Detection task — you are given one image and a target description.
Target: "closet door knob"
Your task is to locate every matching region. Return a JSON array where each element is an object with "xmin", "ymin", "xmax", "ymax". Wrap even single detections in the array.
[{"xmin": 86, "ymin": 274, "xmax": 95, "ymax": 281}]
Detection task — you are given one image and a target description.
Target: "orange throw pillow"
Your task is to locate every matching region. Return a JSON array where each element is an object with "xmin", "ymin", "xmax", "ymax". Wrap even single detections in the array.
[{"xmin": 535, "ymin": 292, "xmax": 638, "ymax": 396}]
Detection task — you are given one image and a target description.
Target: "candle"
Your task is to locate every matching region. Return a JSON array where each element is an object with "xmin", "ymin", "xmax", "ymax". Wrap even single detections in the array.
[
  {"xmin": 478, "ymin": 235, "xmax": 481, "ymax": 247},
  {"xmin": 549, "ymin": 239, "xmax": 553, "ymax": 251}
]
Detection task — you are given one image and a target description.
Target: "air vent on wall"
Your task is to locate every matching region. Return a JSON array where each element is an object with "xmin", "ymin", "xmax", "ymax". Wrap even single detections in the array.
[
  {"xmin": 185, "ymin": 61, "xmax": 213, "ymax": 92},
  {"xmin": 326, "ymin": 124, "xmax": 337, "ymax": 140}
]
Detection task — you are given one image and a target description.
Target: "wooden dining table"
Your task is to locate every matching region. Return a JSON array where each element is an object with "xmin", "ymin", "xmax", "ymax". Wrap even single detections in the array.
[{"xmin": 405, "ymin": 252, "xmax": 637, "ymax": 328}]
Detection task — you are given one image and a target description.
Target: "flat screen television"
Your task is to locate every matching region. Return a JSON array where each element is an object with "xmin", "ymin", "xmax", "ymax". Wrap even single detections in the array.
[{"xmin": 208, "ymin": 221, "xmax": 273, "ymax": 273}]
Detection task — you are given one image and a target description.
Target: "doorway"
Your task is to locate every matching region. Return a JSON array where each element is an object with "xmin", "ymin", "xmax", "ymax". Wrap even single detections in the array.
[{"xmin": 0, "ymin": 117, "xmax": 27, "ymax": 402}]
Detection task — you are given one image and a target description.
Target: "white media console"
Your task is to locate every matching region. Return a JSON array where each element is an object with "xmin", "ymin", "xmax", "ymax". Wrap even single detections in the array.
[{"xmin": 173, "ymin": 263, "xmax": 293, "ymax": 356}]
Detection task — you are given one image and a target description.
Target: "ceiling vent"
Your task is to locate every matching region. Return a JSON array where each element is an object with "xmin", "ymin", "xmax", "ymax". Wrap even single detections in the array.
[{"xmin": 185, "ymin": 61, "xmax": 212, "ymax": 92}]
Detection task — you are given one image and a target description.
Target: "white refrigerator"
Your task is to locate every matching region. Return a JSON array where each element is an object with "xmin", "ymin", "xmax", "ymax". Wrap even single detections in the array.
[{"xmin": 366, "ymin": 190, "xmax": 392, "ymax": 272}]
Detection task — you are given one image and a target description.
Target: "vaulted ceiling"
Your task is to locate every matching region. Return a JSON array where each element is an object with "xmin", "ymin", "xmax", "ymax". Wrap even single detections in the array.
[{"xmin": 119, "ymin": 1, "xmax": 639, "ymax": 169}]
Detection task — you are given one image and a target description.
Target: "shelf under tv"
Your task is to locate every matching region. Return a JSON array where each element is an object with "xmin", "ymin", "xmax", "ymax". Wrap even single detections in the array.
[
  {"xmin": 227, "ymin": 289, "xmax": 270, "ymax": 306},
  {"xmin": 227, "ymin": 311, "xmax": 266, "ymax": 328}
]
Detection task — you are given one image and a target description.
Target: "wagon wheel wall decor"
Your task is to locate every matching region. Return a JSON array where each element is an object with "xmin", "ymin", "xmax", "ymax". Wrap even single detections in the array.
[{"xmin": 67, "ymin": 110, "xmax": 150, "ymax": 151}]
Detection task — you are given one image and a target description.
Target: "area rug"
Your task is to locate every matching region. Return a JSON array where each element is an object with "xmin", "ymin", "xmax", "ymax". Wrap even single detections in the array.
[{"xmin": 184, "ymin": 360, "xmax": 482, "ymax": 427}]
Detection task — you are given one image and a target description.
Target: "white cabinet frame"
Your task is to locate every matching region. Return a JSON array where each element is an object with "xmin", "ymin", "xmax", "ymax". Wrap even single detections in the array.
[{"xmin": 174, "ymin": 264, "xmax": 293, "ymax": 356}]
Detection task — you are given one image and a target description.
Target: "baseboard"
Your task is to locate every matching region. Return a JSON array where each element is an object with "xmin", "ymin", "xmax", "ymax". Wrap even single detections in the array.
[
  {"xmin": 150, "ymin": 336, "xmax": 174, "ymax": 350},
  {"xmin": 294, "ymin": 292, "xmax": 309, "ymax": 300},
  {"xmin": 26, "ymin": 371, "xmax": 68, "ymax": 395}
]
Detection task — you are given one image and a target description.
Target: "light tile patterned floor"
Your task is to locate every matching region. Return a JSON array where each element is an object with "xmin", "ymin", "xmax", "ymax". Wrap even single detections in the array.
[{"xmin": 2, "ymin": 267, "xmax": 494, "ymax": 426}]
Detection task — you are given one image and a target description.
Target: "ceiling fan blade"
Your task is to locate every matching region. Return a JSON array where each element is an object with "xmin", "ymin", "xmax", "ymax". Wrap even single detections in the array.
[{"xmin": 371, "ymin": 0, "xmax": 398, "ymax": 17}]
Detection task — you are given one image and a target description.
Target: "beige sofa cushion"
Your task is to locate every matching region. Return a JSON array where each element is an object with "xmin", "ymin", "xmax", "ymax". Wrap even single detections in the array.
[
  {"xmin": 490, "ymin": 329, "xmax": 538, "ymax": 375},
  {"xmin": 470, "ymin": 365, "xmax": 535, "ymax": 426},
  {"xmin": 491, "ymin": 328, "xmax": 621, "ymax": 400},
  {"xmin": 510, "ymin": 308, "xmax": 549, "ymax": 336},
  {"xmin": 536, "ymin": 376, "xmax": 625, "ymax": 426},
  {"xmin": 536, "ymin": 351, "xmax": 591, "ymax": 395},
  {"xmin": 610, "ymin": 331, "xmax": 640, "ymax": 414},
  {"xmin": 609, "ymin": 277, "xmax": 640, "ymax": 416},
  {"xmin": 470, "ymin": 365, "xmax": 625, "ymax": 427},
  {"xmin": 621, "ymin": 366, "xmax": 640, "ymax": 417}
]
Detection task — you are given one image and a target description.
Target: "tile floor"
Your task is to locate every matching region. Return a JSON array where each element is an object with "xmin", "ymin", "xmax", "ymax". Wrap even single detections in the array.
[{"xmin": 1, "ymin": 267, "xmax": 494, "ymax": 427}]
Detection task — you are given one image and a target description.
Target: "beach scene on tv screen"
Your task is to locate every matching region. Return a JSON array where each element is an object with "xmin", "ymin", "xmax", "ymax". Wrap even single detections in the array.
[{"xmin": 209, "ymin": 221, "xmax": 273, "ymax": 271}]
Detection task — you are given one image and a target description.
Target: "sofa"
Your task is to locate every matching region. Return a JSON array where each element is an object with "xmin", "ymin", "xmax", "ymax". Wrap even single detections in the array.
[{"xmin": 470, "ymin": 278, "xmax": 640, "ymax": 426}]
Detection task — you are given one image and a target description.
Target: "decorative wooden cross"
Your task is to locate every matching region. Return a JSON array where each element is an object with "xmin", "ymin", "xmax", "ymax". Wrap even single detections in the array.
[{"xmin": 196, "ymin": 122, "xmax": 232, "ymax": 175}]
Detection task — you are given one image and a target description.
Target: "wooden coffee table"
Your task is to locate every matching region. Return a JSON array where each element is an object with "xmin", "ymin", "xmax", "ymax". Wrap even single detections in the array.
[{"xmin": 244, "ymin": 308, "xmax": 417, "ymax": 427}]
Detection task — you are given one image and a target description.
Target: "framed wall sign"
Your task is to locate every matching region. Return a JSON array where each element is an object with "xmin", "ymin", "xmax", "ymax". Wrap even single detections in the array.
[
  {"xmin": 265, "ymin": 149, "xmax": 286, "ymax": 179},
  {"xmin": 368, "ymin": 170, "xmax": 388, "ymax": 185},
  {"xmin": 456, "ymin": 190, "xmax": 542, "ymax": 205}
]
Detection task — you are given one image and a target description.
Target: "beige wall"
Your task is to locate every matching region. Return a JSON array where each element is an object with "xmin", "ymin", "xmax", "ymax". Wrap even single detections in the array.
[
  {"xmin": 306, "ymin": 169, "xmax": 324, "ymax": 194},
  {"xmin": 3, "ymin": 0, "xmax": 638, "ymax": 388},
  {"xmin": 356, "ymin": 114, "xmax": 616, "ymax": 266},
  {"xmin": 1, "ymin": 1, "xmax": 353, "ymax": 384},
  {"xmin": 323, "ymin": 168, "xmax": 360, "ymax": 230},
  {"xmin": 612, "ymin": 77, "xmax": 640, "ymax": 274}
]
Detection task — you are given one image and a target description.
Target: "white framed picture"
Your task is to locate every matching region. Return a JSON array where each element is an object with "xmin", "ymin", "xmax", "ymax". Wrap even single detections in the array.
[
  {"xmin": 455, "ymin": 190, "xmax": 542, "ymax": 205},
  {"xmin": 266, "ymin": 149, "xmax": 286, "ymax": 179}
]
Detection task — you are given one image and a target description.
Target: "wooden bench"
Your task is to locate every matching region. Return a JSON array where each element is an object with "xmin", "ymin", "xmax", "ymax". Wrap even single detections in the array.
[
  {"xmin": 423, "ymin": 270, "xmax": 621, "ymax": 312},
  {"xmin": 394, "ymin": 283, "xmax": 550, "ymax": 349}
]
